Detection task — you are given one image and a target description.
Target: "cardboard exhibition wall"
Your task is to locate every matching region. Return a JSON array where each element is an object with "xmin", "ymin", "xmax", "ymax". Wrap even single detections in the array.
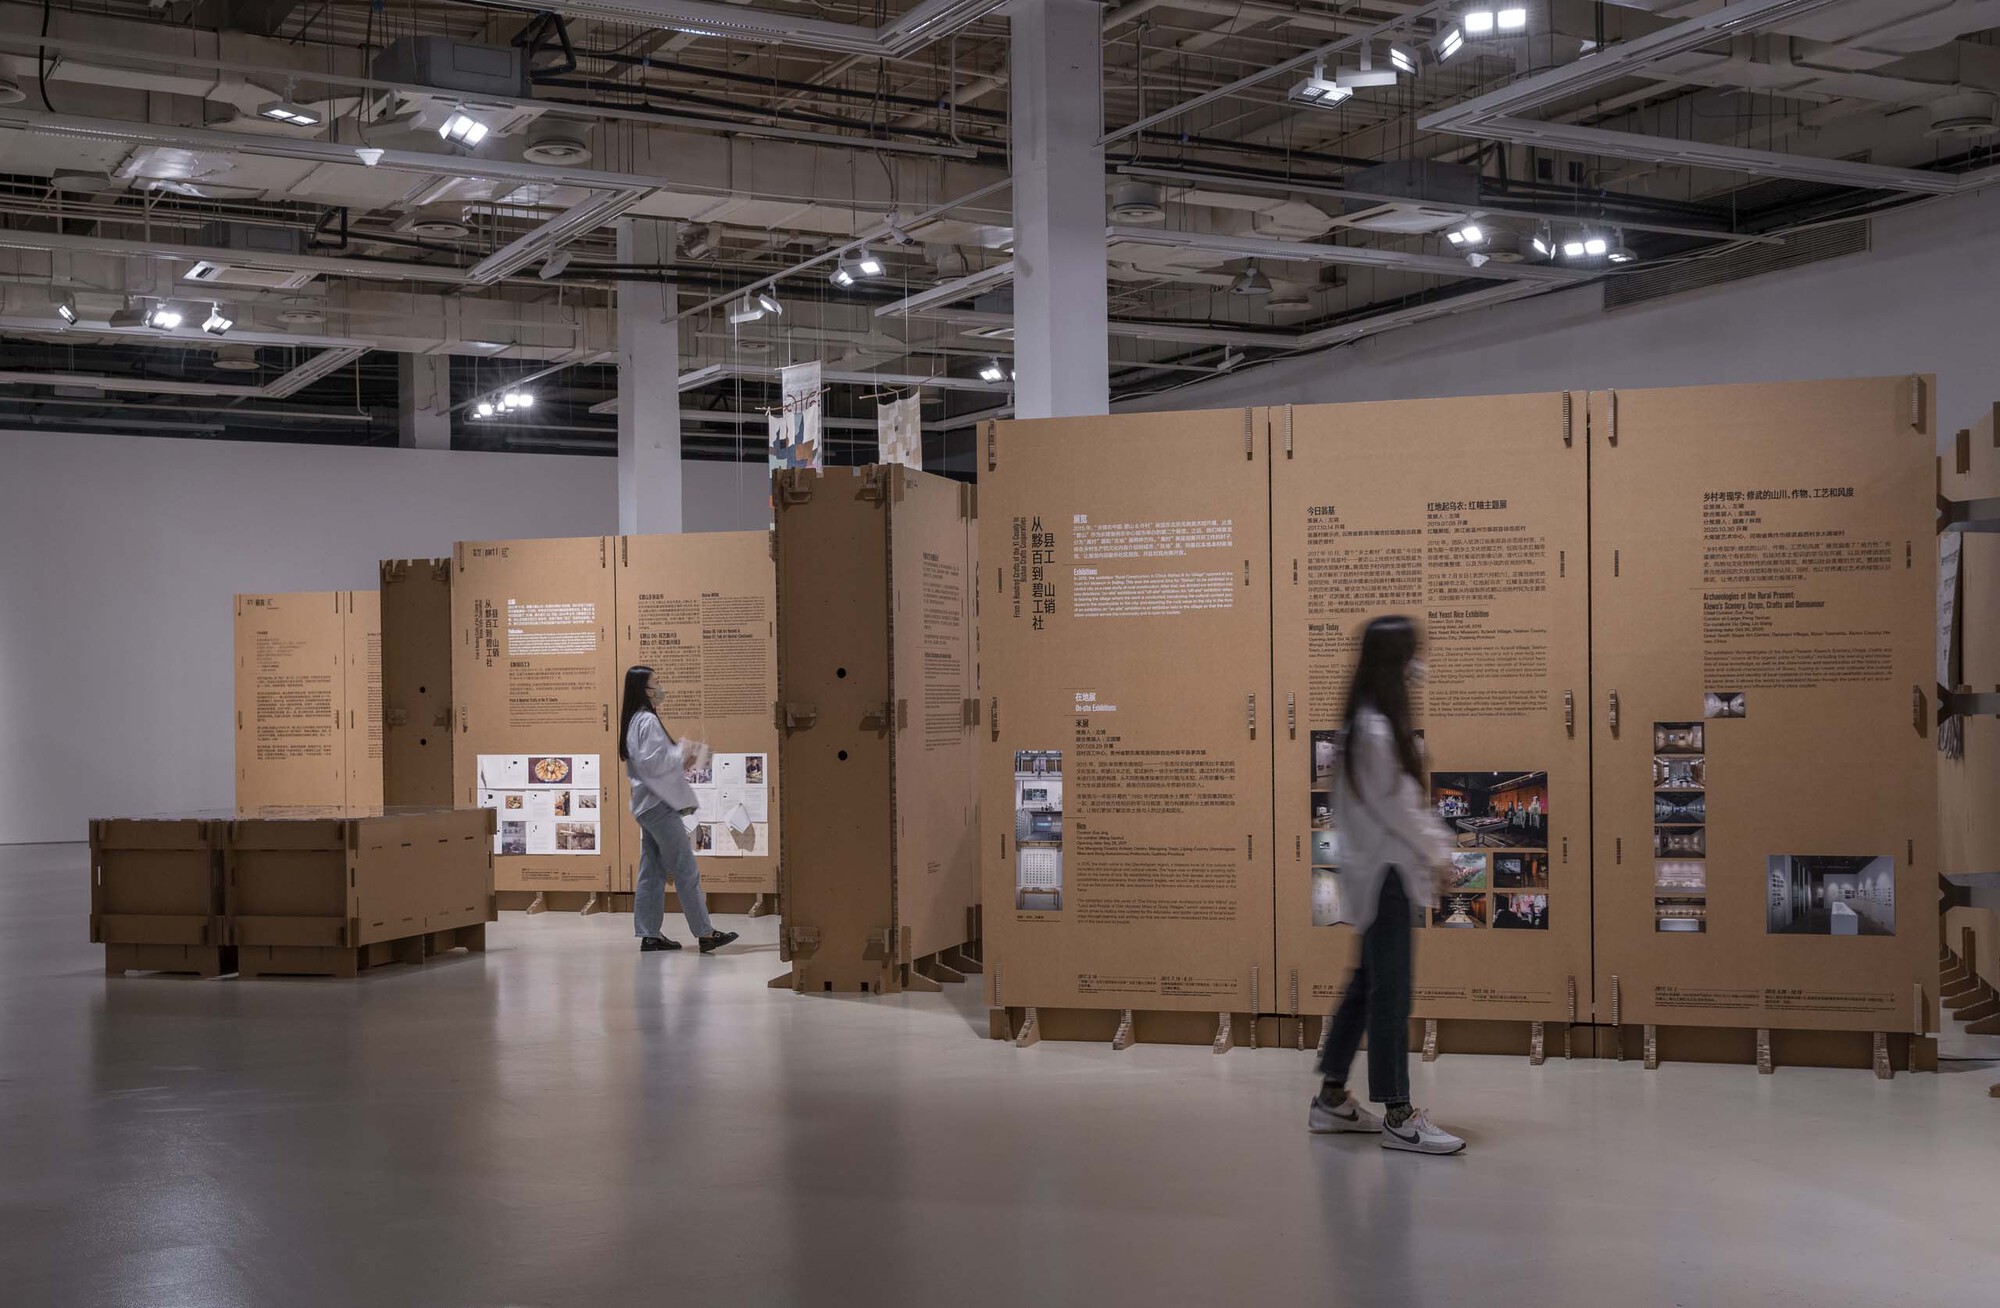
[
  {"xmin": 980, "ymin": 411, "xmax": 1277, "ymax": 1016},
  {"xmin": 233, "ymin": 590, "xmax": 380, "ymax": 813},
  {"xmin": 774, "ymin": 465, "xmax": 979, "ymax": 992},
  {"xmin": 380, "ymin": 559, "xmax": 455, "ymax": 807},
  {"xmin": 613, "ymin": 531, "xmax": 780, "ymax": 897},
  {"xmin": 1590, "ymin": 378, "xmax": 1938, "ymax": 1034},
  {"xmin": 1939, "ymin": 407, "xmax": 2000, "ymax": 877},
  {"xmin": 1273, "ymin": 394, "xmax": 1590, "ymax": 1027},
  {"xmin": 451, "ymin": 536, "xmax": 619, "ymax": 893}
]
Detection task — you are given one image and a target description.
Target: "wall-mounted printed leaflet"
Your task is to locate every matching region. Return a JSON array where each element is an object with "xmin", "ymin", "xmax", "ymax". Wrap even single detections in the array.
[
  {"xmin": 1590, "ymin": 379, "xmax": 1937, "ymax": 1032},
  {"xmin": 1273, "ymin": 394, "xmax": 1590, "ymax": 1028},
  {"xmin": 452, "ymin": 536, "xmax": 618, "ymax": 893},
  {"xmin": 981, "ymin": 410, "xmax": 1274, "ymax": 1015}
]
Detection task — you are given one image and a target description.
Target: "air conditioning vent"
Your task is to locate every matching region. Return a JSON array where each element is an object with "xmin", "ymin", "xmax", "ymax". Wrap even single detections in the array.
[
  {"xmin": 1603, "ymin": 220, "xmax": 1869, "ymax": 311},
  {"xmin": 184, "ymin": 224, "xmax": 316, "ymax": 289},
  {"xmin": 183, "ymin": 260, "xmax": 317, "ymax": 290}
]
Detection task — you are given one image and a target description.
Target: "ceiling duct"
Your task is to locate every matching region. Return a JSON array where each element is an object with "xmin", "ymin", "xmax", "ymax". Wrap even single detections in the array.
[
  {"xmin": 372, "ymin": 37, "xmax": 532, "ymax": 101},
  {"xmin": 191, "ymin": 0, "xmax": 313, "ymax": 37},
  {"xmin": 183, "ymin": 222, "xmax": 316, "ymax": 290}
]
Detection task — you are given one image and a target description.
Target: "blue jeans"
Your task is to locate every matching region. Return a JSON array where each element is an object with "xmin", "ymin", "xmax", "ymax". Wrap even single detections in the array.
[
  {"xmin": 633, "ymin": 805, "xmax": 714, "ymax": 939},
  {"xmin": 1317, "ymin": 870, "xmax": 1414, "ymax": 1105}
]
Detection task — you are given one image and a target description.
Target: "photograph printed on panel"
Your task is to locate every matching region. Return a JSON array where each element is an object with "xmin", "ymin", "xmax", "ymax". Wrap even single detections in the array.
[
  {"xmin": 1492, "ymin": 852, "xmax": 1549, "ymax": 889},
  {"xmin": 1703, "ymin": 691, "xmax": 1747, "ymax": 719},
  {"xmin": 1311, "ymin": 868, "xmax": 1353, "ymax": 928},
  {"xmin": 1656, "ymin": 897, "xmax": 1707, "ymax": 934},
  {"xmin": 1766, "ymin": 855, "xmax": 1895, "ymax": 936},
  {"xmin": 1432, "ymin": 893, "xmax": 1488, "ymax": 929},
  {"xmin": 1430, "ymin": 771, "xmax": 1547, "ymax": 848},
  {"xmin": 1653, "ymin": 722, "xmax": 1704, "ymax": 754},
  {"xmin": 1014, "ymin": 749, "xmax": 1063, "ymax": 911},
  {"xmin": 1492, "ymin": 893, "xmax": 1548, "ymax": 930},
  {"xmin": 1653, "ymin": 755, "xmax": 1705, "ymax": 790}
]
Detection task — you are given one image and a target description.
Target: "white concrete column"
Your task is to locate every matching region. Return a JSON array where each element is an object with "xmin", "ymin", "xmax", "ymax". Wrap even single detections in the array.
[
  {"xmin": 1010, "ymin": 0, "xmax": 1109, "ymax": 419},
  {"xmin": 616, "ymin": 218, "xmax": 683, "ymax": 534},
  {"xmin": 397, "ymin": 353, "xmax": 452, "ymax": 450}
]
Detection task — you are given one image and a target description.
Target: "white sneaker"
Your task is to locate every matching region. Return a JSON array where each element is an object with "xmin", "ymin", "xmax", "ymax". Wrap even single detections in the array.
[
  {"xmin": 1380, "ymin": 1109, "xmax": 1466, "ymax": 1155},
  {"xmin": 1307, "ymin": 1092, "xmax": 1383, "ymax": 1134}
]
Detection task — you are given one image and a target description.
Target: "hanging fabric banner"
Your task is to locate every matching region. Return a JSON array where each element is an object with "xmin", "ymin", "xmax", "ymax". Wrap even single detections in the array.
[
  {"xmin": 877, "ymin": 394, "xmax": 922, "ymax": 469},
  {"xmin": 771, "ymin": 361, "xmax": 824, "ymax": 472}
]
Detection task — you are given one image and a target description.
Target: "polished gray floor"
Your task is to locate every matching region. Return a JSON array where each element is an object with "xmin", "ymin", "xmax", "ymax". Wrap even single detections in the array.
[{"xmin": 5, "ymin": 841, "xmax": 1998, "ymax": 1308}]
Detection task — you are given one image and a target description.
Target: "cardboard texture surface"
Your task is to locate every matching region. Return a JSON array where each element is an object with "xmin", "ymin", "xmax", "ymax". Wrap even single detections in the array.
[
  {"xmin": 451, "ymin": 536, "xmax": 618, "ymax": 893},
  {"xmin": 1939, "ymin": 406, "xmax": 2000, "ymax": 877},
  {"xmin": 1590, "ymin": 378, "xmax": 1938, "ymax": 1033},
  {"xmin": 775, "ymin": 467, "xmax": 897, "ymax": 992},
  {"xmin": 614, "ymin": 531, "xmax": 781, "ymax": 896},
  {"xmin": 380, "ymin": 559, "xmax": 455, "ymax": 807},
  {"xmin": 90, "ymin": 818, "xmax": 228, "ymax": 976},
  {"xmin": 775, "ymin": 466, "xmax": 980, "ymax": 993},
  {"xmin": 234, "ymin": 591, "xmax": 380, "ymax": 814},
  {"xmin": 981, "ymin": 411, "xmax": 1276, "ymax": 1015},
  {"xmin": 226, "ymin": 808, "xmax": 492, "ymax": 958},
  {"xmin": 1273, "ymin": 394, "xmax": 1589, "ymax": 1025}
]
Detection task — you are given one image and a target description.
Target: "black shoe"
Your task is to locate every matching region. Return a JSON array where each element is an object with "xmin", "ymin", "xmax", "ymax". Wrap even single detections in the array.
[
  {"xmin": 698, "ymin": 930, "xmax": 739, "ymax": 954},
  {"xmin": 640, "ymin": 936, "xmax": 683, "ymax": 952}
]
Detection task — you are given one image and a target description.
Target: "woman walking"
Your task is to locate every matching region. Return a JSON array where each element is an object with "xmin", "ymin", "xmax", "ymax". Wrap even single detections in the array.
[
  {"xmin": 620, "ymin": 666, "xmax": 738, "ymax": 955},
  {"xmin": 1308, "ymin": 616, "xmax": 1465, "ymax": 1155}
]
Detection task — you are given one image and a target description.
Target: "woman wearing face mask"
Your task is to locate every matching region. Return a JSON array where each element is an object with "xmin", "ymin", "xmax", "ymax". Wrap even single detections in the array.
[
  {"xmin": 1307, "ymin": 615, "xmax": 1465, "ymax": 1155},
  {"xmin": 619, "ymin": 665, "xmax": 738, "ymax": 955}
]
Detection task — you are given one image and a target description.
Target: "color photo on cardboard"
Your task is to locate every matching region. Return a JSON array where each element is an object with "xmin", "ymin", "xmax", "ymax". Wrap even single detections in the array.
[
  {"xmin": 1656, "ymin": 896, "xmax": 1707, "ymax": 933},
  {"xmin": 1652, "ymin": 755, "xmax": 1705, "ymax": 790},
  {"xmin": 1430, "ymin": 771, "xmax": 1547, "ymax": 848},
  {"xmin": 1446, "ymin": 852, "xmax": 1488, "ymax": 890},
  {"xmin": 1655, "ymin": 825, "xmax": 1705, "ymax": 857},
  {"xmin": 1767, "ymin": 854, "xmax": 1895, "ymax": 936},
  {"xmin": 1433, "ymin": 893, "xmax": 1488, "ymax": 928},
  {"xmin": 1013, "ymin": 750, "xmax": 1063, "ymax": 911},
  {"xmin": 1311, "ymin": 728, "xmax": 1341, "ymax": 788},
  {"xmin": 1653, "ymin": 722, "xmax": 1704, "ymax": 754},
  {"xmin": 1492, "ymin": 852, "xmax": 1548, "ymax": 888},
  {"xmin": 1703, "ymin": 690, "xmax": 1747, "ymax": 719},
  {"xmin": 1493, "ymin": 893, "xmax": 1548, "ymax": 930}
]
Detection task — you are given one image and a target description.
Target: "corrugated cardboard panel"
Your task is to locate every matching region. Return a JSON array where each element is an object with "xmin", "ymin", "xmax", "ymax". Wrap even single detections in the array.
[
  {"xmin": 1272, "ymin": 394, "xmax": 1590, "ymax": 1025},
  {"xmin": 980, "ymin": 411, "xmax": 1275, "ymax": 1014},
  {"xmin": 344, "ymin": 590, "xmax": 384, "ymax": 812},
  {"xmin": 889, "ymin": 468, "xmax": 980, "ymax": 962},
  {"xmin": 451, "ymin": 536, "xmax": 618, "ymax": 893},
  {"xmin": 380, "ymin": 559, "xmax": 455, "ymax": 807},
  {"xmin": 1591, "ymin": 378, "xmax": 1937, "ymax": 1032},
  {"xmin": 776, "ymin": 467, "xmax": 896, "ymax": 992},
  {"xmin": 234, "ymin": 592, "xmax": 350, "ymax": 813},
  {"xmin": 614, "ymin": 531, "xmax": 781, "ymax": 897},
  {"xmin": 1939, "ymin": 403, "xmax": 2000, "ymax": 876}
]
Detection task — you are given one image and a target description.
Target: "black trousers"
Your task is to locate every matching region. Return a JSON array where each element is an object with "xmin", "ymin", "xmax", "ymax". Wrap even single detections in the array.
[{"xmin": 1317, "ymin": 870, "xmax": 1414, "ymax": 1105}]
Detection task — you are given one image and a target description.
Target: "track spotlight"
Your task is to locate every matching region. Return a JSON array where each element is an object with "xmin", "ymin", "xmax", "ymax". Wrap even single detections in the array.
[
  {"xmin": 728, "ymin": 296, "xmax": 767, "ymax": 325},
  {"xmin": 979, "ymin": 358, "xmax": 1008, "ymax": 383},
  {"xmin": 1583, "ymin": 236, "xmax": 1608, "ymax": 257},
  {"xmin": 755, "ymin": 291, "xmax": 783, "ymax": 316},
  {"xmin": 475, "ymin": 400, "xmax": 495, "ymax": 418},
  {"xmin": 829, "ymin": 248, "xmax": 884, "ymax": 288},
  {"xmin": 538, "ymin": 251, "xmax": 572, "ymax": 280},
  {"xmin": 1388, "ymin": 44, "xmax": 1418, "ymax": 75},
  {"xmin": 1498, "ymin": 6, "xmax": 1528, "ymax": 31},
  {"xmin": 439, "ymin": 109, "xmax": 489, "ymax": 148},
  {"xmin": 1437, "ymin": 27, "xmax": 1465, "ymax": 60},
  {"xmin": 55, "ymin": 292, "xmax": 77, "ymax": 325},
  {"xmin": 1229, "ymin": 265, "xmax": 1274, "ymax": 296},
  {"xmin": 1445, "ymin": 222, "xmax": 1485, "ymax": 247},
  {"xmin": 144, "ymin": 302, "xmax": 183, "ymax": 331},
  {"xmin": 1464, "ymin": 8, "xmax": 1494, "ymax": 34},
  {"xmin": 1606, "ymin": 231, "xmax": 1638, "ymax": 264},
  {"xmin": 257, "ymin": 100, "xmax": 323, "ymax": 127},
  {"xmin": 1461, "ymin": 6, "xmax": 1526, "ymax": 35},
  {"xmin": 854, "ymin": 248, "xmax": 884, "ymax": 277},
  {"xmin": 201, "ymin": 304, "xmax": 233, "ymax": 335},
  {"xmin": 1560, "ymin": 239, "xmax": 1586, "ymax": 259},
  {"xmin": 1530, "ymin": 224, "xmax": 1553, "ymax": 258},
  {"xmin": 1288, "ymin": 64, "xmax": 1355, "ymax": 107}
]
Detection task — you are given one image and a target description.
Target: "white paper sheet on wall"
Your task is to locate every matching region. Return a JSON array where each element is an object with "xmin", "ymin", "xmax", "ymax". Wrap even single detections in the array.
[{"xmin": 476, "ymin": 753, "xmax": 602, "ymax": 855}]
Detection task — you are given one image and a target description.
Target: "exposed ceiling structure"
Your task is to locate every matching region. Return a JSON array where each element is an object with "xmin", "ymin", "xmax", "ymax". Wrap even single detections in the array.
[{"xmin": 0, "ymin": 0, "xmax": 1993, "ymax": 458}]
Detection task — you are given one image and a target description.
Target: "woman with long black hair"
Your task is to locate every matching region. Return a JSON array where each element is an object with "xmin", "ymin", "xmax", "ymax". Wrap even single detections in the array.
[
  {"xmin": 619, "ymin": 665, "xmax": 738, "ymax": 955},
  {"xmin": 1308, "ymin": 615, "xmax": 1465, "ymax": 1155}
]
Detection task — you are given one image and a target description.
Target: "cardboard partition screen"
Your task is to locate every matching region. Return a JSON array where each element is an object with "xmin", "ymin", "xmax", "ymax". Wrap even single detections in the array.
[
  {"xmin": 888, "ymin": 470, "xmax": 979, "ymax": 964},
  {"xmin": 1591, "ymin": 378, "xmax": 1938, "ymax": 1032},
  {"xmin": 775, "ymin": 467, "xmax": 897, "ymax": 991},
  {"xmin": 234, "ymin": 591, "xmax": 379, "ymax": 813},
  {"xmin": 452, "ymin": 536, "xmax": 618, "ymax": 893},
  {"xmin": 1273, "ymin": 395, "xmax": 1590, "ymax": 1026},
  {"xmin": 1939, "ymin": 406, "xmax": 2000, "ymax": 877},
  {"xmin": 380, "ymin": 559, "xmax": 455, "ymax": 807},
  {"xmin": 614, "ymin": 531, "xmax": 781, "ymax": 896},
  {"xmin": 981, "ymin": 411, "xmax": 1275, "ymax": 1015}
]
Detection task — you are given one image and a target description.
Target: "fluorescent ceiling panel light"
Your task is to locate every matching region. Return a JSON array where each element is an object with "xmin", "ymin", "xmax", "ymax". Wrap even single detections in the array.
[{"xmin": 439, "ymin": 111, "xmax": 489, "ymax": 148}]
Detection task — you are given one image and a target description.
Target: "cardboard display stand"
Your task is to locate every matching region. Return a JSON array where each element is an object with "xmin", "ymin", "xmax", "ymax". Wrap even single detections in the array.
[
  {"xmin": 613, "ymin": 531, "xmax": 781, "ymax": 900},
  {"xmin": 380, "ymin": 559, "xmax": 455, "ymax": 807},
  {"xmin": 91, "ymin": 818, "xmax": 231, "ymax": 977},
  {"xmin": 1590, "ymin": 379, "xmax": 1938, "ymax": 1052},
  {"xmin": 451, "ymin": 536, "xmax": 620, "ymax": 895},
  {"xmin": 1939, "ymin": 407, "xmax": 2000, "ymax": 879},
  {"xmin": 234, "ymin": 591, "xmax": 381, "ymax": 813},
  {"xmin": 1274, "ymin": 395, "xmax": 1590, "ymax": 1045},
  {"xmin": 979, "ymin": 412, "xmax": 1275, "ymax": 1034},
  {"xmin": 774, "ymin": 465, "xmax": 980, "ymax": 994}
]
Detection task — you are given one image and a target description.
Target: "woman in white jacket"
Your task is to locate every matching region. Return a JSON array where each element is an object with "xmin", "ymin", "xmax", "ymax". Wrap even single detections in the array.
[
  {"xmin": 1307, "ymin": 616, "xmax": 1466, "ymax": 1155},
  {"xmin": 620, "ymin": 666, "xmax": 738, "ymax": 955}
]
